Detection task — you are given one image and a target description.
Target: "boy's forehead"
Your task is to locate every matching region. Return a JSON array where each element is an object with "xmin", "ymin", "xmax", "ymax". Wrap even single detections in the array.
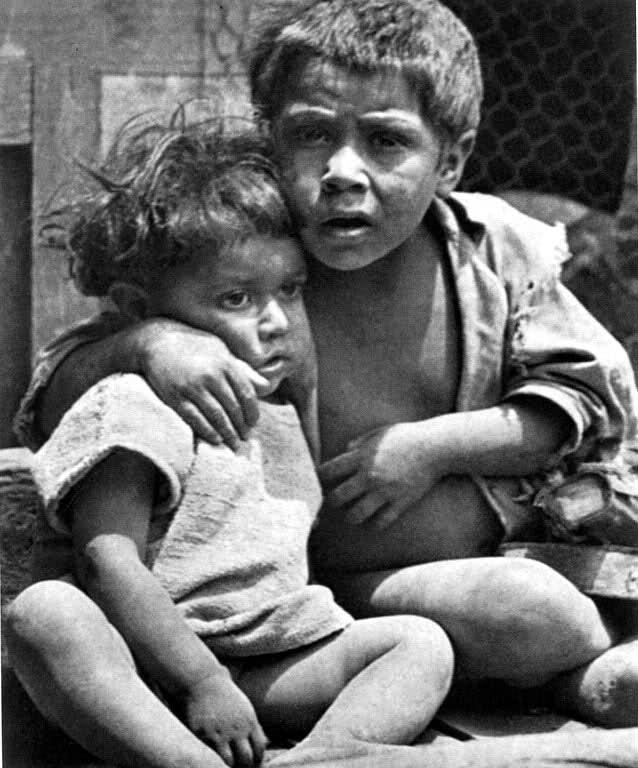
[{"xmin": 277, "ymin": 59, "xmax": 422, "ymax": 118}]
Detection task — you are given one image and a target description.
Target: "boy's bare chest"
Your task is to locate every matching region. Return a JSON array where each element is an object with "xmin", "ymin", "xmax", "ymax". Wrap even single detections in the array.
[{"xmin": 309, "ymin": 263, "xmax": 461, "ymax": 459}]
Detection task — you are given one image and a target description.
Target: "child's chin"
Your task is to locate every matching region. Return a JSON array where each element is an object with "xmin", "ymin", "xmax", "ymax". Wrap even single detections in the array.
[{"xmin": 260, "ymin": 377, "xmax": 283, "ymax": 398}]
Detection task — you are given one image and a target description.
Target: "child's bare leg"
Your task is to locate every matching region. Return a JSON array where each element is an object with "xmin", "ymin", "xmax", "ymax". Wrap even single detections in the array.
[
  {"xmin": 237, "ymin": 615, "xmax": 453, "ymax": 751},
  {"xmin": 322, "ymin": 558, "xmax": 613, "ymax": 688},
  {"xmin": 5, "ymin": 580, "xmax": 225, "ymax": 768}
]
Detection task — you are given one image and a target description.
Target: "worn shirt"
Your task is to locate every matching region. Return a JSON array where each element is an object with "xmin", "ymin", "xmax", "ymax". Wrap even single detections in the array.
[
  {"xmin": 15, "ymin": 193, "xmax": 637, "ymax": 461},
  {"xmin": 33, "ymin": 373, "xmax": 352, "ymax": 656}
]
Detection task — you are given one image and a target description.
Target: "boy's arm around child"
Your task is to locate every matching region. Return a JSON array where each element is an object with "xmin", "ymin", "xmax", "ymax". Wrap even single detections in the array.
[{"xmin": 16, "ymin": 196, "xmax": 638, "ymax": 514}]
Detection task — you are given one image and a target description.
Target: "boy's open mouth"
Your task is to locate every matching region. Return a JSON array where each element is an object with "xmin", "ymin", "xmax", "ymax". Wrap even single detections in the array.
[
  {"xmin": 258, "ymin": 355, "xmax": 288, "ymax": 378},
  {"xmin": 321, "ymin": 215, "xmax": 372, "ymax": 236}
]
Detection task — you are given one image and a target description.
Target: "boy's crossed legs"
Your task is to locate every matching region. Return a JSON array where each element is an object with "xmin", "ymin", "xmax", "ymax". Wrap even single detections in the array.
[
  {"xmin": 314, "ymin": 477, "xmax": 638, "ymax": 726},
  {"xmin": 5, "ymin": 579, "xmax": 454, "ymax": 768}
]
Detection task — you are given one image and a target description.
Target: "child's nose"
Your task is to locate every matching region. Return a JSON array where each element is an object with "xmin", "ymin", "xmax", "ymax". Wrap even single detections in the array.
[
  {"xmin": 259, "ymin": 299, "xmax": 290, "ymax": 338},
  {"xmin": 321, "ymin": 145, "xmax": 368, "ymax": 193}
]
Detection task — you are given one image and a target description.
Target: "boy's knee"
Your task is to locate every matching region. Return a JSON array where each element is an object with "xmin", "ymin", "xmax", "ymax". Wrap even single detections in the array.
[
  {"xmin": 482, "ymin": 558, "xmax": 597, "ymax": 628},
  {"xmin": 586, "ymin": 656, "xmax": 638, "ymax": 726},
  {"xmin": 474, "ymin": 559, "xmax": 612, "ymax": 684},
  {"xmin": 553, "ymin": 639, "xmax": 638, "ymax": 727}
]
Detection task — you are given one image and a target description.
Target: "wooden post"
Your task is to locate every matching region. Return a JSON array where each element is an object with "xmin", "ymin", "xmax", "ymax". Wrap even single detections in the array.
[{"xmin": 0, "ymin": 57, "xmax": 32, "ymax": 447}]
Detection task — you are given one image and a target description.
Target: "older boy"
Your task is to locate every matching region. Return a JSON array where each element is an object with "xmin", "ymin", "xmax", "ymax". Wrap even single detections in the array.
[{"xmin": 16, "ymin": 0, "xmax": 638, "ymax": 726}]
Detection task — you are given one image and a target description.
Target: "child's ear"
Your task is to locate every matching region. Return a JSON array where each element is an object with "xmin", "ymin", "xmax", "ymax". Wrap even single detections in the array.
[
  {"xmin": 436, "ymin": 129, "xmax": 476, "ymax": 197},
  {"xmin": 108, "ymin": 281, "xmax": 152, "ymax": 320}
]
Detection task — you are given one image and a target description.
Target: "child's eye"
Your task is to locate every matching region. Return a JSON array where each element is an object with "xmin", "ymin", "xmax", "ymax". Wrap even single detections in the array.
[{"xmin": 220, "ymin": 290, "xmax": 251, "ymax": 310}]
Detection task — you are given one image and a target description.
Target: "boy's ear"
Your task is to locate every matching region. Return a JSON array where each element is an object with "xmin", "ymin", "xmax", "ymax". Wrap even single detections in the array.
[
  {"xmin": 108, "ymin": 281, "xmax": 152, "ymax": 320},
  {"xmin": 436, "ymin": 129, "xmax": 476, "ymax": 198}
]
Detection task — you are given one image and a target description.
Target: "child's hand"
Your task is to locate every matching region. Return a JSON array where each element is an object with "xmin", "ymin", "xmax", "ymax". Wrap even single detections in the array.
[
  {"xmin": 183, "ymin": 670, "xmax": 267, "ymax": 767},
  {"xmin": 136, "ymin": 318, "xmax": 271, "ymax": 450},
  {"xmin": 319, "ymin": 422, "xmax": 444, "ymax": 529}
]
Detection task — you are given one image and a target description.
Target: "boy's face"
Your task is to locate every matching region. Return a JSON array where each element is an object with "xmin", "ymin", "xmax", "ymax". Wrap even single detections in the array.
[
  {"xmin": 150, "ymin": 236, "xmax": 310, "ymax": 396},
  {"xmin": 271, "ymin": 60, "xmax": 465, "ymax": 271}
]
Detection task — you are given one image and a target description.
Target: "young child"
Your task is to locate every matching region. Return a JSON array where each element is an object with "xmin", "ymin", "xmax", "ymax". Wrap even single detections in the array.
[
  {"xmin": 5, "ymin": 118, "xmax": 455, "ymax": 768},
  {"xmin": 14, "ymin": 0, "xmax": 638, "ymax": 726}
]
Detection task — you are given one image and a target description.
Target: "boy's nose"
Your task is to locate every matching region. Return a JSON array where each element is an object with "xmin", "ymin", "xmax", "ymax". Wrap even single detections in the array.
[
  {"xmin": 321, "ymin": 145, "xmax": 368, "ymax": 194},
  {"xmin": 259, "ymin": 298, "xmax": 290, "ymax": 338}
]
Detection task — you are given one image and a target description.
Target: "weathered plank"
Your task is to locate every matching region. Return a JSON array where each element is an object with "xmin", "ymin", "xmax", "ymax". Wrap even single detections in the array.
[
  {"xmin": 0, "ymin": 145, "xmax": 32, "ymax": 447},
  {"xmin": 501, "ymin": 542, "xmax": 638, "ymax": 599},
  {"xmin": 0, "ymin": 447, "xmax": 38, "ymax": 605},
  {"xmin": 0, "ymin": 57, "xmax": 31, "ymax": 144}
]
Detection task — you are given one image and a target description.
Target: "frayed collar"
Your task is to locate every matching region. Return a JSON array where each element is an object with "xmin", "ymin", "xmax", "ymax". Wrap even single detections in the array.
[{"xmin": 429, "ymin": 194, "xmax": 486, "ymax": 248}]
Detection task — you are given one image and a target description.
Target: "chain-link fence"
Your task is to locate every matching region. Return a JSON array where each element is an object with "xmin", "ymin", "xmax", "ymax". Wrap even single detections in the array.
[{"xmin": 445, "ymin": 0, "xmax": 635, "ymax": 213}]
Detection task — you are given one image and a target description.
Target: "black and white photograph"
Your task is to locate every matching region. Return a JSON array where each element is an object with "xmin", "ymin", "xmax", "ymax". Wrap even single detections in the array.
[{"xmin": 1, "ymin": 1, "xmax": 637, "ymax": 766}]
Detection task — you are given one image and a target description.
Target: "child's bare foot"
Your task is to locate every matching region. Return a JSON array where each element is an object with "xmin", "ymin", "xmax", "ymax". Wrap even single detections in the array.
[{"xmin": 547, "ymin": 635, "xmax": 638, "ymax": 727}]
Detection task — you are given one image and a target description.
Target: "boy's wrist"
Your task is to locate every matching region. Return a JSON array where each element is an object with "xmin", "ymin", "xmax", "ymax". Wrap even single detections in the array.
[
  {"xmin": 419, "ymin": 415, "xmax": 470, "ymax": 477},
  {"xmin": 119, "ymin": 318, "xmax": 163, "ymax": 376}
]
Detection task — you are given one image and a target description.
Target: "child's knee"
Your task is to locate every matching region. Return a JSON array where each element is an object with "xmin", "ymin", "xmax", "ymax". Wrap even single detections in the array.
[
  {"xmin": 5, "ymin": 580, "xmax": 100, "ymax": 659},
  {"xmin": 379, "ymin": 615, "xmax": 455, "ymax": 687}
]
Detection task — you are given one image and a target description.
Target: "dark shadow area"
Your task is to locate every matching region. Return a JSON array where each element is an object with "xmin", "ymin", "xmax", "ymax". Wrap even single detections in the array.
[{"xmin": 0, "ymin": 146, "xmax": 32, "ymax": 448}]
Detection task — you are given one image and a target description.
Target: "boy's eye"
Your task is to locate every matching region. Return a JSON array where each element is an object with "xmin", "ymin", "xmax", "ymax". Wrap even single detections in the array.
[
  {"xmin": 369, "ymin": 132, "xmax": 407, "ymax": 150},
  {"xmin": 293, "ymin": 125, "xmax": 331, "ymax": 147},
  {"xmin": 280, "ymin": 280, "xmax": 305, "ymax": 300},
  {"xmin": 220, "ymin": 290, "xmax": 251, "ymax": 310}
]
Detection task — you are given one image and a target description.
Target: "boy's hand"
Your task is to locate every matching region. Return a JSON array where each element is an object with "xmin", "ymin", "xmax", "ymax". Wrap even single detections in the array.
[
  {"xmin": 135, "ymin": 318, "xmax": 271, "ymax": 450},
  {"xmin": 319, "ymin": 422, "xmax": 444, "ymax": 529},
  {"xmin": 183, "ymin": 670, "xmax": 267, "ymax": 767}
]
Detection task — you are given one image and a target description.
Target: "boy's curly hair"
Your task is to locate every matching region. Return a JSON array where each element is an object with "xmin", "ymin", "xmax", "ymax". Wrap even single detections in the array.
[
  {"xmin": 249, "ymin": 0, "xmax": 482, "ymax": 142},
  {"xmin": 44, "ymin": 109, "xmax": 294, "ymax": 297}
]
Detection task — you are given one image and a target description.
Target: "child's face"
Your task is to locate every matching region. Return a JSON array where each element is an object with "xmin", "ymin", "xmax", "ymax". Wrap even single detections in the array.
[
  {"xmin": 150, "ymin": 236, "xmax": 310, "ymax": 396},
  {"xmin": 271, "ymin": 60, "xmax": 462, "ymax": 271}
]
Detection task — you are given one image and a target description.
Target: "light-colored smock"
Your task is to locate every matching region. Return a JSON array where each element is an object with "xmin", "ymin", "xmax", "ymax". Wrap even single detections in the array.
[{"xmin": 33, "ymin": 373, "xmax": 352, "ymax": 657}]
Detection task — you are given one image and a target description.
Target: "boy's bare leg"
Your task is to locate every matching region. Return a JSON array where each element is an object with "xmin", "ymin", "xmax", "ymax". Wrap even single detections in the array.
[
  {"xmin": 324, "ymin": 557, "xmax": 612, "ymax": 688},
  {"xmin": 5, "ymin": 580, "xmax": 225, "ymax": 768},
  {"xmin": 236, "ymin": 616, "xmax": 453, "ymax": 753},
  {"xmin": 314, "ymin": 476, "xmax": 614, "ymax": 690},
  {"xmin": 315, "ymin": 474, "xmax": 638, "ymax": 726}
]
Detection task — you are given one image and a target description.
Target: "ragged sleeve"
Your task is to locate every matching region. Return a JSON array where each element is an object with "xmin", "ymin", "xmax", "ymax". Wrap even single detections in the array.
[
  {"xmin": 13, "ymin": 311, "xmax": 131, "ymax": 450},
  {"xmin": 33, "ymin": 373, "xmax": 195, "ymax": 534},
  {"xmin": 485, "ymin": 197, "xmax": 638, "ymax": 462}
]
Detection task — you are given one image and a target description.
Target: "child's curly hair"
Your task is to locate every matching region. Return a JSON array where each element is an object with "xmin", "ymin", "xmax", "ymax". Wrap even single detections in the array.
[{"xmin": 44, "ymin": 109, "xmax": 295, "ymax": 297}]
